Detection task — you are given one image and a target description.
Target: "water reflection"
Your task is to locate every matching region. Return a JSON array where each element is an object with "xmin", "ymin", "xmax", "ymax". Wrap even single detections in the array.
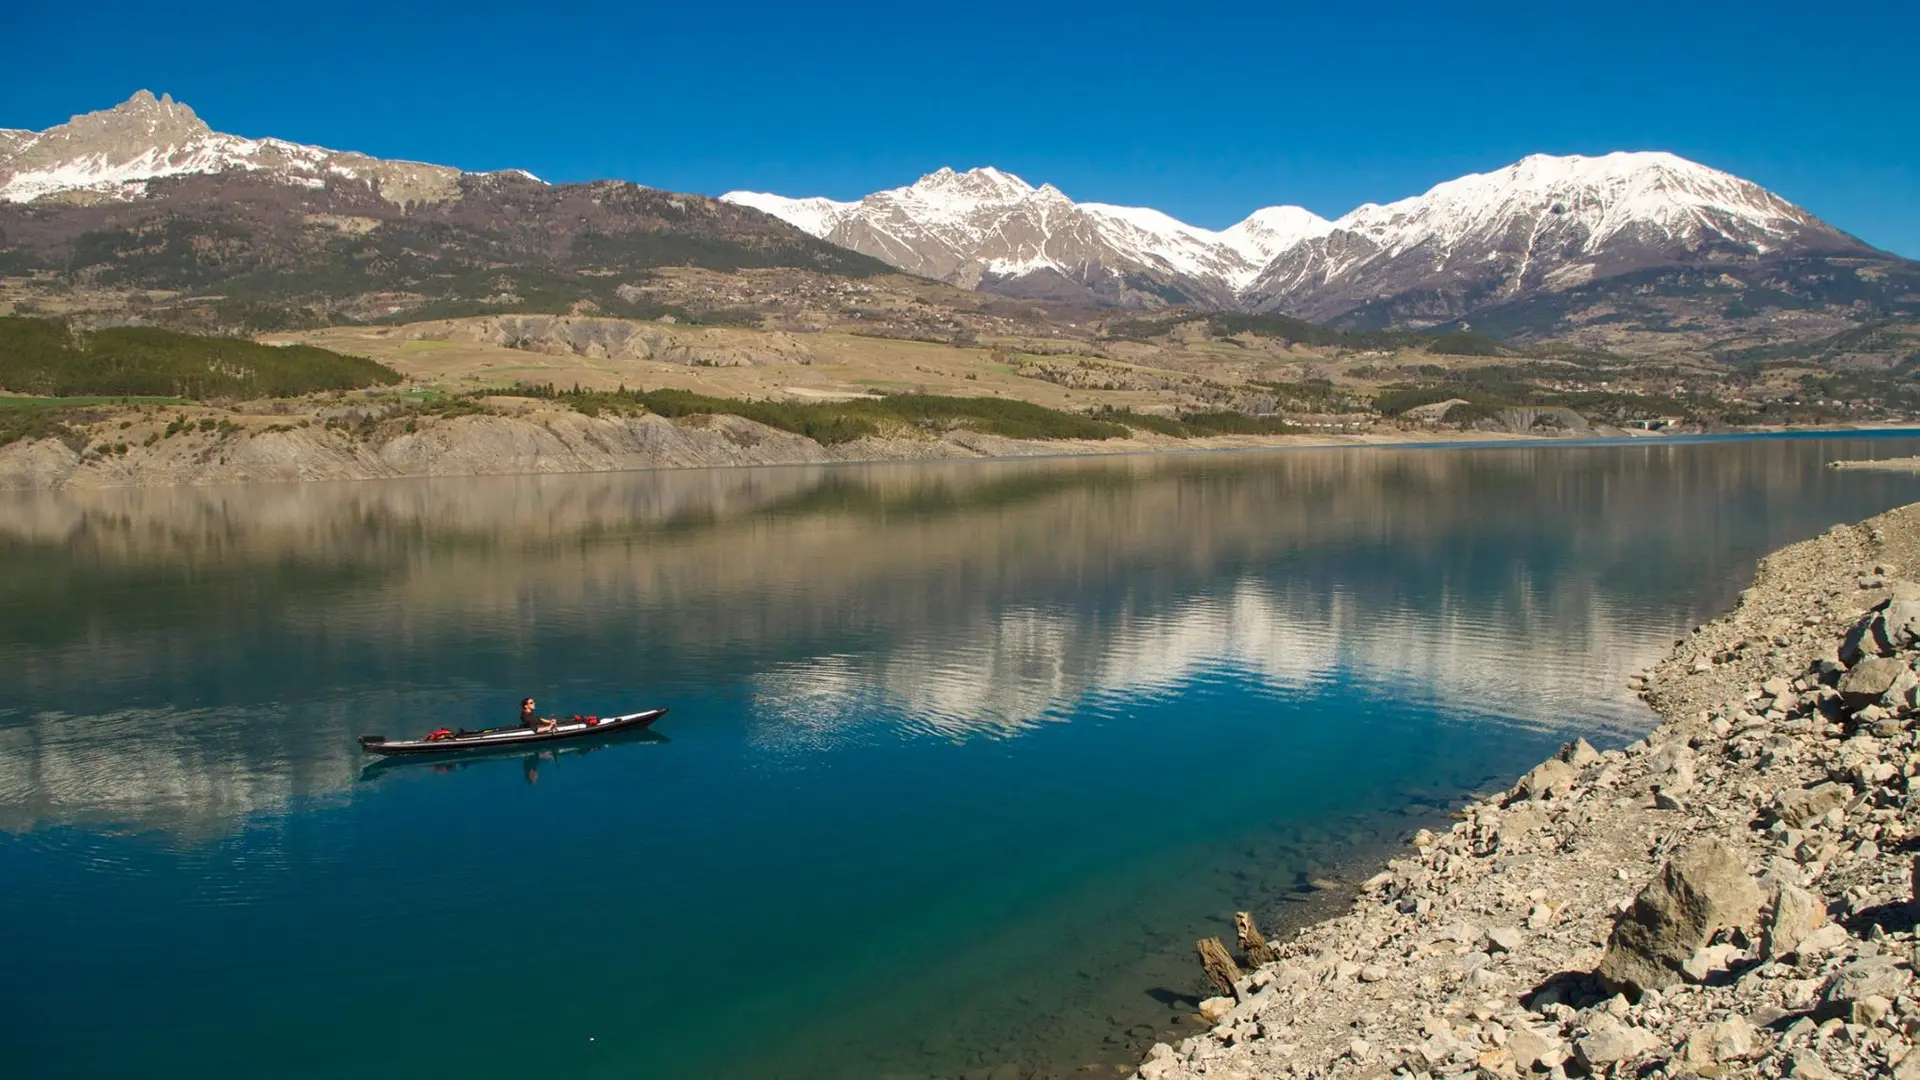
[
  {"xmin": 3, "ymin": 435, "xmax": 1919, "ymax": 839},
  {"xmin": 750, "ymin": 575, "xmax": 1660, "ymax": 750}
]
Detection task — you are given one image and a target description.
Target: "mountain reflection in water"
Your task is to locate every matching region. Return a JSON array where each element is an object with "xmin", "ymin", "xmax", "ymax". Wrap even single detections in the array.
[{"xmin": 4, "ymin": 436, "xmax": 1920, "ymax": 840}]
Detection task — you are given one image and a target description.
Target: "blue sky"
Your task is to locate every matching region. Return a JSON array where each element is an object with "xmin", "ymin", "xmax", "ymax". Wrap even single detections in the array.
[{"xmin": 10, "ymin": 0, "xmax": 1918, "ymax": 257}]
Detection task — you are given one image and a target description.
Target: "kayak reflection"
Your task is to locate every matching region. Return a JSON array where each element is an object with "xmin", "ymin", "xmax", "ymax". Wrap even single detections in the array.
[{"xmin": 356, "ymin": 725, "xmax": 669, "ymax": 786}]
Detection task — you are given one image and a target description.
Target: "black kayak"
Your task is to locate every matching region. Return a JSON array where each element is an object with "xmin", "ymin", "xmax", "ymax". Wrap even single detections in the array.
[{"xmin": 358, "ymin": 708, "xmax": 667, "ymax": 756}]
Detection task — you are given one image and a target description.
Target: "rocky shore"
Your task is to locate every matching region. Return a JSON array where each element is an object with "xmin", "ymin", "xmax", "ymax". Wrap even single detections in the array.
[{"xmin": 1135, "ymin": 502, "xmax": 1920, "ymax": 1080}]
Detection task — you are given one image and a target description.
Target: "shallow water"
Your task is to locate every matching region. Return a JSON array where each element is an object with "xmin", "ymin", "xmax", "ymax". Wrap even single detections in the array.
[{"xmin": 6, "ymin": 435, "xmax": 1920, "ymax": 1079}]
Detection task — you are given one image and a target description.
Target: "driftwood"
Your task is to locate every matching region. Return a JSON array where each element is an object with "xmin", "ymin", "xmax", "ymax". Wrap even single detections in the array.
[
  {"xmin": 1195, "ymin": 936, "xmax": 1243, "ymax": 999},
  {"xmin": 1235, "ymin": 911, "xmax": 1278, "ymax": 966}
]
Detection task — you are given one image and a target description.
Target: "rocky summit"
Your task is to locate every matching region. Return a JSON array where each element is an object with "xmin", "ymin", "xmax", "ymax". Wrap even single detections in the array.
[
  {"xmin": 1133, "ymin": 502, "xmax": 1920, "ymax": 1080},
  {"xmin": 0, "ymin": 90, "xmax": 476, "ymax": 206}
]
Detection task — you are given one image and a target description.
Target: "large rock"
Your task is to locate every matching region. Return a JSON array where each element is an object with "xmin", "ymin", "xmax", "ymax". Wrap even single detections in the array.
[
  {"xmin": 1838, "ymin": 656, "xmax": 1907, "ymax": 707},
  {"xmin": 1789, "ymin": 1051, "xmax": 1840, "ymax": 1080},
  {"xmin": 1762, "ymin": 882, "xmax": 1829, "ymax": 959},
  {"xmin": 1508, "ymin": 1026, "xmax": 1566, "ymax": 1073},
  {"xmin": 1139, "ymin": 1043, "xmax": 1181, "ymax": 1080},
  {"xmin": 1837, "ymin": 586, "xmax": 1920, "ymax": 663},
  {"xmin": 1513, "ymin": 758, "xmax": 1577, "ymax": 802},
  {"xmin": 1679, "ymin": 1015, "xmax": 1756, "ymax": 1075},
  {"xmin": 1886, "ymin": 592, "xmax": 1920, "ymax": 649},
  {"xmin": 1822, "ymin": 956, "xmax": 1912, "ymax": 1014},
  {"xmin": 1773, "ymin": 782, "xmax": 1852, "ymax": 829},
  {"xmin": 1196, "ymin": 997, "xmax": 1235, "ymax": 1024},
  {"xmin": 1596, "ymin": 838, "xmax": 1764, "ymax": 995},
  {"xmin": 1560, "ymin": 738, "xmax": 1601, "ymax": 768},
  {"xmin": 1885, "ymin": 667, "xmax": 1920, "ymax": 709},
  {"xmin": 1573, "ymin": 1020, "xmax": 1658, "ymax": 1069}
]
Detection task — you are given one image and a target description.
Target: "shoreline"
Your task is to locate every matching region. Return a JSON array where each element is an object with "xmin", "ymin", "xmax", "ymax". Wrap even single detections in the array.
[
  {"xmin": 1834, "ymin": 457, "xmax": 1920, "ymax": 473},
  {"xmin": 1133, "ymin": 500, "xmax": 1920, "ymax": 1080},
  {"xmin": 2, "ymin": 404, "xmax": 1915, "ymax": 492}
]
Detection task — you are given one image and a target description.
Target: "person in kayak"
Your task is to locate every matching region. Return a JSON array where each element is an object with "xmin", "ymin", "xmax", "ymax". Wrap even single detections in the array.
[{"xmin": 521, "ymin": 697, "xmax": 558, "ymax": 734}]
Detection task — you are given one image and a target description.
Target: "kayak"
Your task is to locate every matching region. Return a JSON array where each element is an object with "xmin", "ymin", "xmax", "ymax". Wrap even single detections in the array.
[
  {"xmin": 358, "ymin": 708, "xmax": 667, "ymax": 756},
  {"xmin": 357, "ymin": 724, "xmax": 666, "ymax": 782}
]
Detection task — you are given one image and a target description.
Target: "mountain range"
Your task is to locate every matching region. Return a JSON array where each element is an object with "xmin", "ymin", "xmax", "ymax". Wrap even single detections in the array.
[
  {"xmin": 723, "ymin": 156, "xmax": 1891, "ymax": 328},
  {"xmin": 3, "ymin": 92, "xmax": 1917, "ymax": 349}
]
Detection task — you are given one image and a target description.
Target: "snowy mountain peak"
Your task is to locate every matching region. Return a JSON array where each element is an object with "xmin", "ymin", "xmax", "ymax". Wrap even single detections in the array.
[
  {"xmin": 717, "ymin": 191, "xmax": 853, "ymax": 238},
  {"xmin": 1222, "ymin": 206, "xmax": 1336, "ymax": 264},
  {"xmin": 911, "ymin": 165, "xmax": 1033, "ymax": 199},
  {"xmin": 1333, "ymin": 150, "xmax": 1820, "ymax": 257},
  {"xmin": 1239, "ymin": 150, "xmax": 1859, "ymax": 323},
  {"xmin": 725, "ymin": 168, "xmax": 1280, "ymax": 301},
  {"xmin": 896, "ymin": 166, "xmax": 1037, "ymax": 217},
  {"xmin": 0, "ymin": 91, "xmax": 534, "ymax": 206}
]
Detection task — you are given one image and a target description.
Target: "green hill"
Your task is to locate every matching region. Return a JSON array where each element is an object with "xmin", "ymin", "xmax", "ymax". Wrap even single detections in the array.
[{"xmin": 0, "ymin": 316, "xmax": 401, "ymax": 399}]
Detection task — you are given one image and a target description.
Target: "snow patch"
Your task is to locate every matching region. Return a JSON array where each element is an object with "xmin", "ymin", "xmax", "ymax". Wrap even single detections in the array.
[{"xmin": 720, "ymin": 191, "xmax": 855, "ymax": 237}]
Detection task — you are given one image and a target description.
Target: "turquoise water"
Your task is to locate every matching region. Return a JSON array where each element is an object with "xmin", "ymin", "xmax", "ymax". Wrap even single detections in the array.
[{"xmin": 6, "ymin": 435, "xmax": 1920, "ymax": 1079}]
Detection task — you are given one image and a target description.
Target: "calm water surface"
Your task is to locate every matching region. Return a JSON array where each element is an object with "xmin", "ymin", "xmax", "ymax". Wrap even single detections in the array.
[{"xmin": 7, "ymin": 435, "xmax": 1920, "ymax": 1079}]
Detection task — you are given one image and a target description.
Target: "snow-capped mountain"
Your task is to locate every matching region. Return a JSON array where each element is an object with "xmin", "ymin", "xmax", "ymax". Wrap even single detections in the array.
[
  {"xmin": 0, "ymin": 90, "xmax": 533, "ymax": 207},
  {"xmin": 725, "ymin": 153, "xmax": 1870, "ymax": 323},
  {"xmin": 2, "ymin": 92, "xmax": 1896, "ymax": 335},
  {"xmin": 726, "ymin": 167, "xmax": 1332, "ymax": 308},
  {"xmin": 1241, "ymin": 151, "xmax": 1863, "ymax": 324}
]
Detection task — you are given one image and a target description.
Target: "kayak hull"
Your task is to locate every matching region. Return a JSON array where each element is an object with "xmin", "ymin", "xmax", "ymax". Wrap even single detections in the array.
[{"xmin": 358, "ymin": 708, "xmax": 666, "ymax": 756}]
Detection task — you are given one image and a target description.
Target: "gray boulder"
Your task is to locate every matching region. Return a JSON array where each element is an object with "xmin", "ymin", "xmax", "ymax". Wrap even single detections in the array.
[
  {"xmin": 1788, "ymin": 1051, "xmax": 1839, "ymax": 1080},
  {"xmin": 1560, "ymin": 738, "xmax": 1601, "ymax": 768},
  {"xmin": 1886, "ymin": 595, "xmax": 1920, "ymax": 649},
  {"xmin": 1822, "ymin": 956, "xmax": 1912, "ymax": 1014},
  {"xmin": 1679, "ymin": 1015, "xmax": 1756, "ymax": 1073},
  {"xmin": 1596, "ymin": 838, "xmax": 1764, "ymax": 995},
  {"xmin": 1513, "ymin": 758, "xmax": 1577, "ymax": 802},
  {"xmin": 1507, "ymin": 1026, "xmax": 1565, "ymax": 1072},
  {"xmin": 1574, "ymin": 1020, "xmax": 1658, "ymax": 1069},
  {"xmin": 1773, "ymin": 782, "xmax": 1852, "ymax": 829},
  {"xmin": 1484, "ymin": 926, "xmax": 1525, "ymax": 954},
  {"xmin": 1885, "ymin": 667, "xmax": 1920, "ymax": 709},
  {"xmin": 1838, "ymin": 656, "xmax": 1907, "ymax": 707},
  {"xmin": 1762, "ymin": 882, "xmax": 1829, "ymax": 959},
  {"xmin": 1841, "ymin": 610, "xmax": 1880, "ymax": 666},
  {"xmin": 1838, "ymin": 585, "xmax": 1920, "ymax": 664}
]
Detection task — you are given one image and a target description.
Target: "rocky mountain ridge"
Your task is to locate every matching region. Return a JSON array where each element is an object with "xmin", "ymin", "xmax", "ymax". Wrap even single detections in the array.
[
  {"xmin": 3, "ymin": 92, "xmax": 1914, "ymax": 348},
  {"xmin": 0, "ymin": 90, "xmax": 512, "ymax": 207},
  {"xmin": 726, "ymin": 156, "xmax": 1896, "ymax": 330}
]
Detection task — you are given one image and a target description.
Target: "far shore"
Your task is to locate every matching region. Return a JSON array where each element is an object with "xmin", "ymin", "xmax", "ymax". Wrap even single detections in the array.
[
  {"xmin": 1831, "ymin": 454, "xmax": 1920, "ymax": 472},
  {"xmin": 1, "ymin": 408, "xmax": 1915, "ymax": 492}
]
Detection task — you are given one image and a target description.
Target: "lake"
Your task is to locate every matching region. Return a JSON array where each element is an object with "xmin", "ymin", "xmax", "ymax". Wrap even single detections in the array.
[{"xmin": 5, "ymin": 434, "xmax": 1920, "ymax": 1080}]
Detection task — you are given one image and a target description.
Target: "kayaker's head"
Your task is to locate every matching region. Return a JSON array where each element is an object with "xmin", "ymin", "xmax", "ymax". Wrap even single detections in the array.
[{"xmin": 521, "ymin": 697, "xmax": 535, "ymax": 716}]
